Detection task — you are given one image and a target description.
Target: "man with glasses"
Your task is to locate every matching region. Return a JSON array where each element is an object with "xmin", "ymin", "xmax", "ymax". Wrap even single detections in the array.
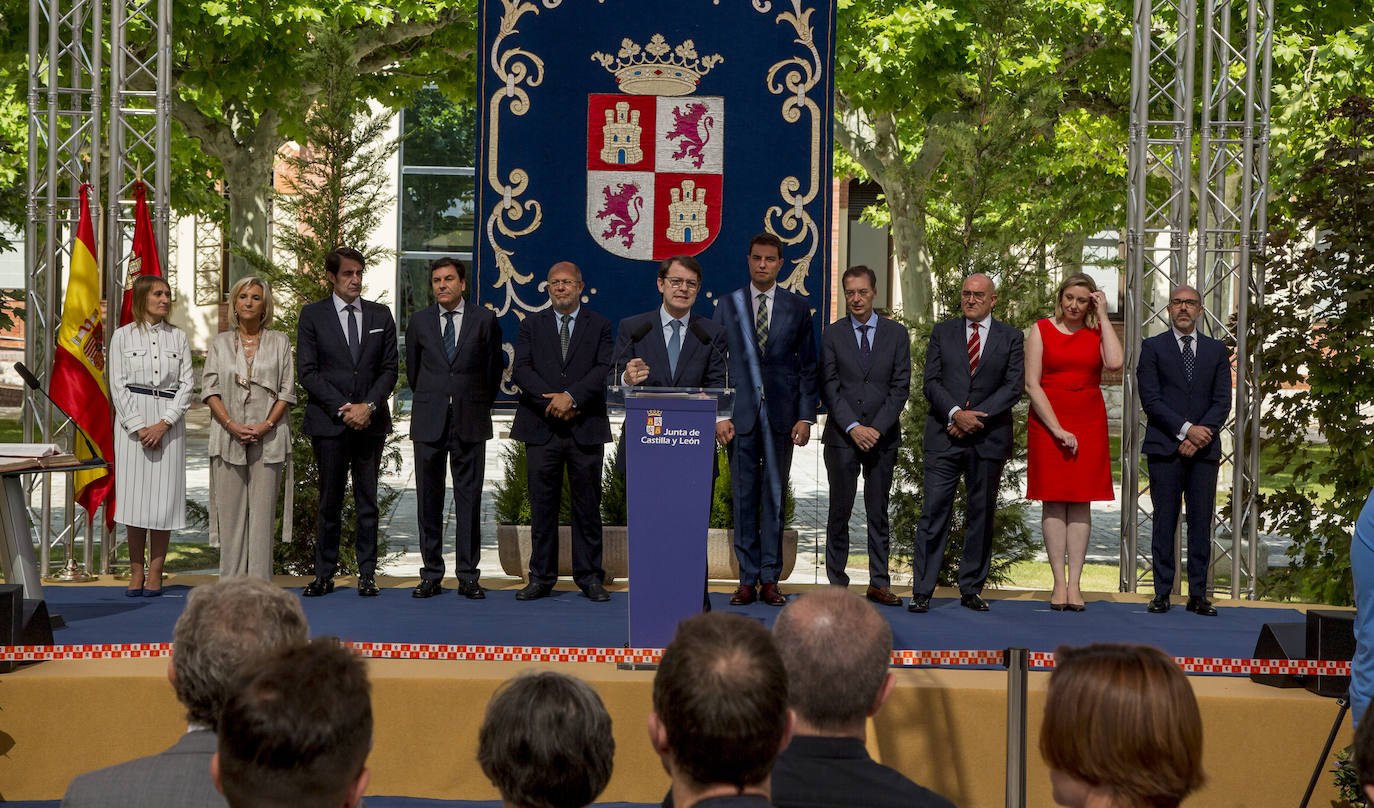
[
  {"xmin": 910, "ymin": 273, "xmax": 1024, "ymax": 613},
  {"xmin": 510, "ymin": 261, "xmax": 615, "ymax": 602},
  {"xmin": 1138, "ymin": 285, "xmax": 1231, "ymax": 616},
  {"xmin": 617, "ymin": 255, "xmax": 727, "ymax": 392}
]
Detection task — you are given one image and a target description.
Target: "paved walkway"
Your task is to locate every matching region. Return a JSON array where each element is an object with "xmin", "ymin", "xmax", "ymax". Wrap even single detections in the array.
[{"xmin": 27, "ymin": 404, "xmax": 1287, "ymax": 586}]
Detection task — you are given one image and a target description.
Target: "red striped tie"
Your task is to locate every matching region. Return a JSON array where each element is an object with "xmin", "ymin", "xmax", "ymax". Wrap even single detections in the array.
[{"xmin": 968, "ymin": 322, "xmax": 980, "ymax": 374}]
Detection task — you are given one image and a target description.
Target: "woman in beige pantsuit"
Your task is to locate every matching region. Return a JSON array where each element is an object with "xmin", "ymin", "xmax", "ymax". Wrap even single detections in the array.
[
  {"xmin": 202, "ymin": 276, "xmax": 296, "ymax": 579},
  {"xmin": 109, "ymin": 275, "xmax": 194, "ymax": 597}
]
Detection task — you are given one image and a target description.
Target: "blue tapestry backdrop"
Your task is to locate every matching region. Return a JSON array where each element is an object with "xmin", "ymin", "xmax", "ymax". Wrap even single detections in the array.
[{"xmin": 475, "ymin": 0, "xmax": 837, "ymax": 399}]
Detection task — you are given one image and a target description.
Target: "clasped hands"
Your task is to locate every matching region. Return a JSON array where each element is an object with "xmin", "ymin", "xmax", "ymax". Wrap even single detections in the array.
[
  {"xmin": 1179, "ymin": 424, "xmax": 1213, "ymax": 458},
  {"xmin": 947, "ymin": 408, "xmax": 989, "ymax": 439},
  {"xmin": 226, "ymin": 420, "xmax": 273, "ymax": 444},
  {"xmin": 542, "ymin": 392, "xmax": 577, "ymax": 421},
  {"xmin": 136, "ymin": 421, "xmax": 170, "ymax": 450},
  {"xmin": 339, "ymin": 402, "xmax": 373, "ymax": 431}
]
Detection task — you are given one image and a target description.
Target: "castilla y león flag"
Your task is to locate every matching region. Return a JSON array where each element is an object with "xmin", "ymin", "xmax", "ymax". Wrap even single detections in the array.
[
  {"xmin": 118, "ymin": 180, "xmax": 162, "ymax": 327},
  {"xmin": 51, "ymin": 183, "xmax": 115, "ymax": 526}
]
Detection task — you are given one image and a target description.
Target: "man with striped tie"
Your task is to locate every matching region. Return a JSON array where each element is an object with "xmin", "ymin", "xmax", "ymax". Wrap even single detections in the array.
[
  {"xmin": 510, "ymin": 261, "xmax": 615, "ymax": 603},
  {"xmin": 909, "ymin": 273, "xmax": 1024, "ymax": 613},
  {"xmin": 713, "ymin": 233, "xmax": 819, "ymax": 607}
]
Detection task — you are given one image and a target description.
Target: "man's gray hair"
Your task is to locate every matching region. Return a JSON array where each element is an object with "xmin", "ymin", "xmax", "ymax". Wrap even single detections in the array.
[
  {"xmin": 172, "ymin": 577, "xmax": 309, "ymax": 728},
  {"xmin": 773, "ymin": 588, "xmax": 892, "ymax": 730}
]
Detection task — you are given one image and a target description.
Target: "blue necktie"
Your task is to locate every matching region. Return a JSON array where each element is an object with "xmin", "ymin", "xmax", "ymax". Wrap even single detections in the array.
[
  {"xmin": 443, "ymin": 310, "xmax": 457, "ymax": 363},
  {"xmin": 346, "ymin": 304, "xmax": 360, "ymax": 364},
  {"xmin": 668, "ymin": 319, "xmax": 682, "ymax": 379},
  {"xmin": 858, "ymin": 324, "xmax": 872, "ymax": 363},
  {"xmin": 1182, "ymin": 334, "xmax": 1195, "ymax": 383}
]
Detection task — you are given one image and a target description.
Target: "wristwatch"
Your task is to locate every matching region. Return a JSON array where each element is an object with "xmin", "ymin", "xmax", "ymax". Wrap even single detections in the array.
[{"xmin": 366, "ymin": 401, "xmax": 377, "ymax": 414}]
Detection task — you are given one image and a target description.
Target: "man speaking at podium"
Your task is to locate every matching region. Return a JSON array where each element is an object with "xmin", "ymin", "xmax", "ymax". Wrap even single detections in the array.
[{"xmin": 617, "ymin": 255, "xmax": 727, "ymax": 392}]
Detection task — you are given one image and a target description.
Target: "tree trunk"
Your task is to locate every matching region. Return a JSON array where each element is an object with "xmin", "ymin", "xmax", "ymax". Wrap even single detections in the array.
[
  {"xmin": 887, "ymin": 187, "xmax": 932, "ymax": 323},
  {"xmin": 224, "ymin": 149, "xmax": 277, "ymax": 285}
]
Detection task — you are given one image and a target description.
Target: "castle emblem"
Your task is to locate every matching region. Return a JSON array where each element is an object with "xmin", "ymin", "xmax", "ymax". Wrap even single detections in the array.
[
  {"xmin": 646, "ymin": 409, "xmax": 664, "ymax": 436},
  {"xmin": 586, "ymin": 35, "xmax": 724, "ymax": 260}
]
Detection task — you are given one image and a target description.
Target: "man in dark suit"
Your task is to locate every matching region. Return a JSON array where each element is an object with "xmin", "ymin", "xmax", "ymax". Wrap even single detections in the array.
[
  {"xmin": 771, "ymin": 589, "xmax": 955, "ymax": 808},
  {"xmin": 62, "ymin": 578, "xmax": 308, "ymax": 807},
  {"xmin": 617, "ymin": 254, "xmax": 727, "ymax": 392},
  {"xmin": 510, "ymin": 261, "xmax": 614, "ymax": 602},
  {"xmin": 406, "ymin": 257, "xmax": 504, "ymax": 600},
  {"xmin": 820, "ymin": 266, "xmax": 911, "ymax": 607},
  {"xmin": 714, "ymin": 233, "xmax": 818, "ymax": 607},
  {"xmin": 297, "ymin": 247, "xmax": 398, "ymax": 598},
  {"xmin": 1138, "ymin": 285, "xmax": 1231, "ymax": 616},
  {"xmin": 910, "ymin": 273, "xmax": 1025, "ymax": 613}
]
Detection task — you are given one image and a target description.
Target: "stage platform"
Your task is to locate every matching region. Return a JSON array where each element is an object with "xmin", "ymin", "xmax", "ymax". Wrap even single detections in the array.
[{"xmin": 0, "ymin": 576, "xmax": 1355, "ymax": 807}]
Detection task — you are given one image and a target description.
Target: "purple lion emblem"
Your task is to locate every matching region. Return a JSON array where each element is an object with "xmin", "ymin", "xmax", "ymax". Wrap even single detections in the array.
[
  {"xmin": 665, "ymin": 102, "xmax": 714, "ymax": 169},
  {"xmin": 595, "ymin": 182, "xmax": 643, "ymax": 249}
]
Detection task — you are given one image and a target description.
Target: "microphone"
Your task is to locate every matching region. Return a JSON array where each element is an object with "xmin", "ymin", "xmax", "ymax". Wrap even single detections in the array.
[
  {"xmin": 689, "ymin": 321, "xmax": 730, "ymax": 390},
  {"xmin": 608, "ymin": 320, "xmax": 654, "ymax": 387},
  {"xmin": 13, "ymin": 361, "xmax": 103, "ymax": 460}
]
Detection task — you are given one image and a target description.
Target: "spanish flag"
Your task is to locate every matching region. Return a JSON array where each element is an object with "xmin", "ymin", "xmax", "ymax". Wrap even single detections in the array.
[{"xmin": 50, "ymin": 184, "xmax": 115, "ymax": 526}]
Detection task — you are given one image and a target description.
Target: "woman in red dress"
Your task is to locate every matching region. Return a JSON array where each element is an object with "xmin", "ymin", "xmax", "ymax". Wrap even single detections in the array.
[{"xmin": 1025, "ymin": 273, "xmax": 1123, "ymax": 611}]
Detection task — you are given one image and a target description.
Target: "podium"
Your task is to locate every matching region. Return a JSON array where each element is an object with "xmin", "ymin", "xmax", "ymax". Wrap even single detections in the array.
[{"xmin": 613, "ymin": 386, "xmax": 733, "ymax": 648}]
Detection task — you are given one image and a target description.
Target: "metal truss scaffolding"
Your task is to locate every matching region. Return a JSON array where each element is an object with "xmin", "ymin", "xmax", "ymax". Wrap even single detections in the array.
[
  {"xmin": 25, "ymin": 0, "xmax": 170, "ymax": 577},
  {"xmin": 1122, "ymin": 0, "xmax": 1272, "ymax": 598},
  {"xmin": 25, "ymin": 0, "xmax": 102, "ymax": 580}
]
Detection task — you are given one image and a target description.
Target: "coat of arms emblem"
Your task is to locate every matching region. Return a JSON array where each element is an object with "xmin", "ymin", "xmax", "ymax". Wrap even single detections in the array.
[
  {"xmin": 646, "ymin": 409, "xmax": 664, "ymax": 436},
  {"xmin": 587, "ymin": 35, "xmax": 724, "ymax": 260}
]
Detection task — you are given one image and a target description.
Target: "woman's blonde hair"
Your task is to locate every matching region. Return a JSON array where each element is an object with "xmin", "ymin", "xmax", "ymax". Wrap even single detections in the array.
[
  {"xmin": 1053, "ymin": 272, "xmax": 1101, "ymax": 330},
  {"xmin": 228, "ymin": 276, "xmax": 274, "ymax": 329},
  {"xmin": 1039, "ymin": 643, "xmax": 1205, "ymax": 808},
  {"xmin": 130, "ymin": 275, "xmax": 171, "ymax": 327}
]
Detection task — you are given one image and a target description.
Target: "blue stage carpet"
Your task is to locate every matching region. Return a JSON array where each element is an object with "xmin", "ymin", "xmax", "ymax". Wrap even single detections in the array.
[{"xmin": 35, "ymin": 586, "xmax": 1302, "ymax": 668}]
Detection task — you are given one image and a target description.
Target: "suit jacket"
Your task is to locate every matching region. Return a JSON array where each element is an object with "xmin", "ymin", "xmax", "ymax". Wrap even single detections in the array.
[
  {"xmin": 201, "ymin": 329, "xmax": 296, "ymax": 465},
  {"xmin": 921, "ymin": 316, "xmax": 1025, "ymax": 460},
  {"xmin": 405, "ymin": 301, "xmax": 504, "ymax": 443},
  {"xmin": 510, "ymin": 306, "xmax": 614, "ymax": 447},
  {"xmin": 713, "ymin": 285, "xmax": 818, "ymax": 434},
  {"xmin": 772, "ymin": 736, "xmax": 955, "ymax": 808},
  {"xmin": 62, "ymin": 729, "xmax": 225, "ymax": 808},
  {"xmin": 614, "ymin": 308, "xmax": 728, "ymax": 389},
  {"xmin": 820, "ymin": 315, "xmax": 911, "ymax": 449},
  {"xmin": 1137, "ymin": 330, "xmax": 1230, "ymax": 460},
  {"xmin": 296, "ymin": 296, "xmax": 398, "ymax": 438}
]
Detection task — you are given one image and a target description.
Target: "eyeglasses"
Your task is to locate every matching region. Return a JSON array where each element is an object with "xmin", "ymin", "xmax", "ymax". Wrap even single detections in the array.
[
  {"xmin": 548, "ymin": 279, "xmax": 580, "ymax": 289},
  {"xmin": 1169, "ymin": 298, "xmax": 1201, "ymax": 308},
  {"xmin": 664, "ymin": 277, "xmax": 700, "ymax": 291},
  {"xmin": 961, "ymin": 290, "xmax": 988, "ymax": 301}
]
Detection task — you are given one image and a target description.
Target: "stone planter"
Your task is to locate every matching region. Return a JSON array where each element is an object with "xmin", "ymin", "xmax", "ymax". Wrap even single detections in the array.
[{"xmin": 496, "ymin": 525, "xmax": 798, "ymax": 583}]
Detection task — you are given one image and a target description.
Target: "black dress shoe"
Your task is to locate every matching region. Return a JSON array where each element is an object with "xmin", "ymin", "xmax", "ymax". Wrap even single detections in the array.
[
  {"xmin": 866, "ymin": 585, "xmax": 902, "ymax": 607},
  {"xmin": 1147, "ymin": 595, "xmax": 1171, "ymax": 613},
  {"xmin": 729, "ymin": 584, "xmax": 756, "ymax": 606},
  {"xmin": 960, "ymin": 593, "xmax": 990, "ymax": 612},
  {"xmin": 302, "ymin": 577, "xmax": 334, "ymax": 597},
  {"xmin": 582, "ymin": 582, "xmax": 611, "ymax": 602},
  {"xmin": 907, "ymin": 594, "xmax": 931, "ymax": 613},
  {"xmin": 1186, "ymin": 596, "xmax": 1217, "ymax": 616},
  {"xmin": 412, "ymin": 579, "xmax": 443, "ymax": 599},
  {"xmin": 357, "ymin": 575, "xmax": 379, "ymax": 597},
  {"xmin": 515, "ymin": 581, "xmax": 552, "ymax": 601},
  {"xmin": 760, "ymin": 583, "xmax": 787, "ymax": 606},
  {"xmin": 457, "ymin": 580, "xmax": 486, "ymax": 600}
]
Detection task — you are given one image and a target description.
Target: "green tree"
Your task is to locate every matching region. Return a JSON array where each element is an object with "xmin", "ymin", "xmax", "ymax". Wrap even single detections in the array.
[
  {"xmin": 834, "ymin": 0, "xmax": 1131, "ymax": 322},
  {"xmin": 1253, "ymin": 95, "xmax": 1374, "ymax": 606}
]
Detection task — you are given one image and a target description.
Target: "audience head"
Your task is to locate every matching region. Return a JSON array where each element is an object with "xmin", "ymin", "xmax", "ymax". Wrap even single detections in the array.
[
  {"xmin": 1039, "ymin": 643, "xmax": 1204, "ymax": 808},
  {"xmin": 214, "ymin": 637, "xmax": 372, "ymax": 808},
  {"xmin": 773, "ymin": 588, "xmax": 893, "ymax": 735},
  {"xmin": 649, "ymin": 612, "xmax": 791, "ymax": 793},
  {"xmin": 1355, "ymin": 708, "xmax": 1374, "ymax": 803},
  {"xmin": 478, "ymin": 671, "xmax": 615, "ymax": 808},
  {"xmin": 170, "ymin": 577, "xmax": 308, "ymax": 730}
]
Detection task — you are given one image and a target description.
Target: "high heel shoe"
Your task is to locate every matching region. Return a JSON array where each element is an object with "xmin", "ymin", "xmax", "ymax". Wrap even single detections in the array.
[
  {"xmin": 1049, "ymin": 602, "xmax": 1067, "ymax": 611},
  {"xmin": 1066, "ymin": 603, "xmax": 1086, "ymax": 612},
  {"xmin": 124, "ymin": 587, "xmax": 143, "ymax": 598}
]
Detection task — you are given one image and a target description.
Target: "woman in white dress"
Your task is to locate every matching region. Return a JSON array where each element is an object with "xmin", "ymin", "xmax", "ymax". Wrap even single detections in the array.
[
  {"xmin": 108, "ymin": 275, "xmax": 193, "ymax": 597},
  {"xmin": 201, "ymin": 276, "xmax": 295, "ymax": 579}
]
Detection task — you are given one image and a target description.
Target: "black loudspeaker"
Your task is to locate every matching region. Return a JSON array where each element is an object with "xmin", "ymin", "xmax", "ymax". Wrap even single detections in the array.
[
  {"xmin": 0, "ymin": 584, "xmax": 54, "ymax": 674},
  {"xmin": 1250, "ymin": 621, "xmax": 1307, "ymax": 688},
  {"xmin": 1306, "ymin": 609, "xmax": 1356, "ymax": 699}
]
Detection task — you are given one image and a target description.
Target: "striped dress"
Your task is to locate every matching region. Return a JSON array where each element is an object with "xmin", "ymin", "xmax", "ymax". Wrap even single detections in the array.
[{"xmin": 108, "ymin": 321, "xmax": 194, "ymax": 529}]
